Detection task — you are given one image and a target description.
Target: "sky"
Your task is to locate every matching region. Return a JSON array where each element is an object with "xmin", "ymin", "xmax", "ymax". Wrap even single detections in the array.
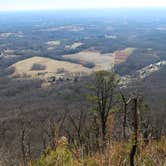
[{"xmin": 0, "ymin": 0, "xmax": 166, "ymax": 11}]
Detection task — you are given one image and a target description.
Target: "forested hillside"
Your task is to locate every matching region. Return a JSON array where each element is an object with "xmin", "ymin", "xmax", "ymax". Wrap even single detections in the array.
[{"xmin": 0, "ymin": 70, "xmax": 165, "ymax": 165}]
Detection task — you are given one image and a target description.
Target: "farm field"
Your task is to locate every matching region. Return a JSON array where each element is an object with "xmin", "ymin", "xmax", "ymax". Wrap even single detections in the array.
[
  {"xmin": 11, "ymin": 56, "xmax": 91, "ymax": 78},
  {"xmin": 63, "ymin": 50, "xmax": 114, "ymax": 71},
  {"xmin": 63, "ymin": 48, "xmax": 135, "ymax": 71}
]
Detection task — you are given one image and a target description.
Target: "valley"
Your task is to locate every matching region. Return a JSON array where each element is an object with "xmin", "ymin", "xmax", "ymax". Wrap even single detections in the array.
[{"xmin": 0, "ymin": 9, "xmax": 166, "ymax": 165}]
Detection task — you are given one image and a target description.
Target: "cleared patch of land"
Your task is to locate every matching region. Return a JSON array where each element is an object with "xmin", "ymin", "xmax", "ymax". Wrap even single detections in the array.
[
  {"xmin": 65, "ymin": 42, "xmax": 83, "ymax": 50},
  {"xmin": 46, "ymin": 40, "xmax": 61, "ymax": 50},
  {"xmin": 0, "ymin": 32, "xmax": 24, "ymax": 38},
  {"xmin": 63, "ymin": 48, "xmax": 135, "ymax": 71},
  {"xmin": 63, "ymin": 50, "xmax": 114, "ymax": 71},
  {"xmin": 0, "ymin": 49, "xmax": 18, "ymax": 58},
  {"xmin": 114, "ymin": 48, "xmax": 136, "ymax": 64},
  {"xmin": 11, "ymin": 56, "xmax": 91, "ymax": 78}
]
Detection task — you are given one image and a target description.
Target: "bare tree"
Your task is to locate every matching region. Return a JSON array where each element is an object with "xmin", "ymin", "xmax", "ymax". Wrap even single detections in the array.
[
  {"xmin": 88, "ymin": 71, "xmax": 118, "ymax": 143},
  {"xmin": 68, "ymin": 106, "xmax": 87, "ymax": 146},
  {"xmin": 120, "ymin": 92, "xmax": 132, "ymax": 140}
]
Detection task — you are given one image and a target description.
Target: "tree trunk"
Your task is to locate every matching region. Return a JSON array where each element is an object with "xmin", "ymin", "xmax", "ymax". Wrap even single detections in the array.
[
  {"xmin": 101, "ymin": 115, "xmax": 106, "ymax": 142},
  {"xmin": 130, "ymin": 98, "xmax": 138, "ymax": 166},
  {"xmin": 130, "ymin": 145, "xmax": 137, "ymax": 166},
  {"xmin": 123, "ymin": 103, "xmax": 127, "ymax": 140}
]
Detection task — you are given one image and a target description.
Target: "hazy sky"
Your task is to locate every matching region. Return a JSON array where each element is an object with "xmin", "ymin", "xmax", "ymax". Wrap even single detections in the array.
[{"xmin": 0, "ymin": 0, "xmax": 166, "ymax": 11}]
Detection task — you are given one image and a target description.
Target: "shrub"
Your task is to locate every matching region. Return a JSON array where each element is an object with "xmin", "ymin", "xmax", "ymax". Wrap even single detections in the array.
[
  {"xmin": 83, "ymin": 62, "xmax": 95, "ymax": 68},
  {"xmin": 31, "ymin": 137, "xmax": 78, "ymax": 166},
  {"xmin": 31, "ymin": 64, "xmax": 46, "ymax": 71}
]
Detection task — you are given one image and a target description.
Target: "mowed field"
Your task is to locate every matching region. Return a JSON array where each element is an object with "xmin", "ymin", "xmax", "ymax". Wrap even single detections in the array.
[
  {"xmin": 11, "ymin": 56, "xmax": 91, "ymax": 78},
  {"xmin": 63, "ymin": 50, "xmax": 115, "ymax": 71},
  {"xmin": 63, "ymin": 48, "xmax": 135, "ymax": 71}
]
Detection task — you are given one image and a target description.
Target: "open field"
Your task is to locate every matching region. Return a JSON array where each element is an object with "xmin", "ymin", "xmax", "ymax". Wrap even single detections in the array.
[
  {"xmin": 11, "ymin": 56, "xmax": 91, "ymax": 78},
  {"xmin": 0, "ymin": 32, "xmax": 24, "ymax": 38},
  {"xmin": 63, "ymin": 48, "xmax": 134, "ymax": 71},
  {"xmin": 46, "ymin": 40, "xmax": 61, "ymax": 50},
  {"xmin": 63, "ymin": 50, "xmax": 115, "ymax": 71},
  {"xmin": 65, "ymin": 42, "xmax": 83, "ymax": 50},
  {"xmin": 114, "ymin": 48, "xmax": 136, "ymax": 64}
]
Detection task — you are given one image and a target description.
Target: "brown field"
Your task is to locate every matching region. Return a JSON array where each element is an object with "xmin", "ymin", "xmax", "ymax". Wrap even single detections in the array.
[
  {"xmin": 63, "ymin": 48, "xmax": 135, "ymax": 71},
  {"xmin": 63, "ymin": 50, "xmax": 115, "ymax": 71},
  {"xmin": 11, "ymin": 56, "xmax": 91, "ymax": 78},
  {"xmin": 114, "ymin": 48, "xmax": 135, "ymax": 64}
]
